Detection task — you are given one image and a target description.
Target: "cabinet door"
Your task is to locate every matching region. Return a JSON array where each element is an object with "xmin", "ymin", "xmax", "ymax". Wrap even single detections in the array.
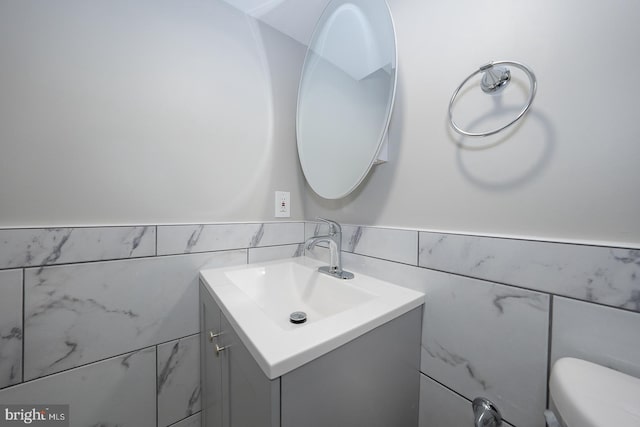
[
  {"xmin": 281, "ymin": 307, "xmax": 422, "ymax": 427},
  {"xmin": 220, "ymin": 314, "xmax": 280, "ymax": 427},
  {"xmin": 200, "ymin": 285, "xmax": 223, "ymax": 427}
]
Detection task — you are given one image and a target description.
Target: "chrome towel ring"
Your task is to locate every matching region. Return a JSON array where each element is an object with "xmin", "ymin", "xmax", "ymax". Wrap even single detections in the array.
[{"xmin": 448, "ymin": 61, "xmax": 537, "ymax": 137}]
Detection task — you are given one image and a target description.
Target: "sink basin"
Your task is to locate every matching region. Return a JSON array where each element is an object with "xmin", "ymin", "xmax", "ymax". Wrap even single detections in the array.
[
  {"xmin": 200, "ymin": 257, "xmax": 424, "ymax": 379},
  {"xmin": 550, "ymin": 357, "xmax": 640, "ymax": 427},
  {"xmin": 224, "ymin": 261, "xmax": 376, "ymax": 330}
]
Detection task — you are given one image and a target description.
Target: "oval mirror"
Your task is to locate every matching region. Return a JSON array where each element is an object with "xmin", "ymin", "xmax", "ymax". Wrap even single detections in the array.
[{"xmin": 296, "ymin": 0, "xmax": 397, "ymax": 199}]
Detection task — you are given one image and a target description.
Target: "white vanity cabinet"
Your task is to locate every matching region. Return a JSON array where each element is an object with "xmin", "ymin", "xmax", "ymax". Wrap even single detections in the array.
[{"xmin": 200, "ymin": 281, "xmax": 422, "ymax": 427}]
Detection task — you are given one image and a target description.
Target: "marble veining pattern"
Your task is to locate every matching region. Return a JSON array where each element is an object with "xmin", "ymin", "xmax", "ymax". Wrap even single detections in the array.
[
  {"xmin": 340, "ymin": 251, "xmax": 549, "ymax": 427},
  {"xmin": 419, "ymin": 232, "xmax": 640, "ymax": 312},
  {"xmin": 0, "ymin": 226, "xmax": 155, "ymax": 269},
  {"xmin": 23, "ymin": 250, "xmax": 246, "ymax": 380},
  {"xmin": 306, "ymin": 222, "xmax": 418, "ymax": 265},
  {"xmin": 157, "ymin": 222, "xmax": 304, "ymax": 255},
  {"xmin": 424, "ymin": 342, "xmax": 489, "ymax": 391},
  {"xmin": 344, "ymin": 226, "xmax": 418, "ymax": 265},
  {"xmin": 551, "ymin": 296, "xmax": 640, "ymax": 379},
  {"xmin": 0, "ymin": 347, "xmax": 156, "ymax": 427},
  {"xmin": 157, "ymin": 334, "xmax": 201, "ymax": 427},
  {"xmin": 420, "ymin": 278, "xmax": 548, "ymax": 427},
  {"xmin": 1, "ymin": 220, "xmax": 636, "ymax": 427},
  {"xmin": 0, "ymin": 269, "xmax": 23, "ymax": 389}
]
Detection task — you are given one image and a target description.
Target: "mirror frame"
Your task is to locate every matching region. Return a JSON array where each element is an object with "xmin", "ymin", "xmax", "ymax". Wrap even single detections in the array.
[{"xmin": 296, "ymin": 0, "xmax": 398, "ymax": 200}]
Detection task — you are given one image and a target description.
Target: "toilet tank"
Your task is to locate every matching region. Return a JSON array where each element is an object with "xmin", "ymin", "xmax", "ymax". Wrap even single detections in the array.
[{"xmin": 549, "ymin": 357, "xmax": 640, "ymax": 427}]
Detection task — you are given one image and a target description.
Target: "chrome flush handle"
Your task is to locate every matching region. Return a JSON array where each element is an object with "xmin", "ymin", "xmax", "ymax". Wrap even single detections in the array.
[{"xmin": 472, "ymin": 397, "xmax": 502, "ymax": 427}]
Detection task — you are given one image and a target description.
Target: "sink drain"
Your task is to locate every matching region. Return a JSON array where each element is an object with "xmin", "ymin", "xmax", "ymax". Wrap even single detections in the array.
[{"xmin": 289, "ymin": 311, "xmax": 307, "ymax": 324}]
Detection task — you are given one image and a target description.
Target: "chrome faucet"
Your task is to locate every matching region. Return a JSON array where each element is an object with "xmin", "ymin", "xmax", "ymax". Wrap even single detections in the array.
[{"xmin": 305, "ymin": 217, "xmax": 354, "ymax": 280}]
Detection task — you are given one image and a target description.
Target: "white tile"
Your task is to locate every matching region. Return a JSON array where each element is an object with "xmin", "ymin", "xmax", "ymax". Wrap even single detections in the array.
[
  {"xmin": 0, "ymin": 269, "xmax": 22, "ymax": 389},
  {"xmin": 304, "ymin": 221, "xmax": 323, "ymax": 241},
  {"xmin": 419, "ymin": 273, "xmax": 549, "ymax": 427},
  {"xmin": 24, "ymin": 250, "xmax": 246, "ymax": 380},
  {"xmin": 248, "ymin": 244, "xmax": 304, "ymax": 264},
  {"xmin": 419, "ymin": 232, "xmax": 640, "ymax": 311},
  {"xmin": 342, "ymin": 252, "xmax": 549, "ymax": 427},
  {"xmin": 344, "ymin": 226, "xmax": 418, "ymax": 265},
  {"xmin": 158, "ymin": 223, "xmax": 304, "ymax": 255},
  {"xmin": 304, "ymin": 245, "xmax": 331, "ymax": 264},
  {"xmin": 342, "ymin": 251, "xmax": 430, "ymax": 294},
  {"xmin": 158, "ymin": 334, "xmax": 201, "ymax": 427},
  {"xmin": 170, "ymin": 412, "xmax": 201, "ymax": 427},
  {"xmin": 0, "ymin": 226, "xmax": 155, "ymax": 269},
  {"xmin": 256, "ymin": 223, "xmax": 304, "ymax": 247},
  {"xmin": 551, "ymin": 297, "xmax": 640, "ymax": 378},
  {"xmin": 419, "ymin": 374, "xmax": 515, "ymax": 427},
  {"xmin": 306, "ymin": 222, "xmax": 418, "ymax": 265},
  {"xmin": 0, "ymin": 347, "xmax": 156, "ymax": 427}
]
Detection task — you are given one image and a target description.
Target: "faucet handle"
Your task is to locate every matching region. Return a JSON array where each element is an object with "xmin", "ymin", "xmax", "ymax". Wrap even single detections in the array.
[{"xmin": 316, "ymin": 217, "xmax": 342, "ymax": 234}]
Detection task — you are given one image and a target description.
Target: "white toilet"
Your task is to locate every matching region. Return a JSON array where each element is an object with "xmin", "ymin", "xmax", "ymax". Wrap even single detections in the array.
[{"xmin": 547, "ymin": 357, "xmax": 640, "ymax": 427}]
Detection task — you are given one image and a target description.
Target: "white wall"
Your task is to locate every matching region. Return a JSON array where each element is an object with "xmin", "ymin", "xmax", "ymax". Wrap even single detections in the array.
[
  {"xmin": 303, "ymin": 0, "xmax": 640, "ymax": 246},
  {"xmin": 0, "ymin": 0, "xmax": 306, "ymax": 227},
  {"xmin": 4, "ymin": 0, "xmax": 639, "ymax": 243}
]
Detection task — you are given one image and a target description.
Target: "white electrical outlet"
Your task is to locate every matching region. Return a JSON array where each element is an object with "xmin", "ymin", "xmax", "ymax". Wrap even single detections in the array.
[{"xmin": 275, "ymin": 191, "xmax": 290, "ymax": 217}]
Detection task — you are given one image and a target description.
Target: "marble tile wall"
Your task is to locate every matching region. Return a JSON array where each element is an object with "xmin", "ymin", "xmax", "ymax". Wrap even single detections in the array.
[
  {"xmin": 157, "ymin": 223, "xmax": 304, "ymax": 255},
  {"xmin": 0, "ymin": 269, "xmax": 22, "ymax": 389},
  {"xmin": 0, "ymin": 222, "xmax": 305, "ymax": 427},
  {"xmin": 157, "ymin": 334, "xmax": 201, "ymax": 427},
  {"xmin": 306, "ymin": 222, "xmax": 640, "ymax": 427},
  {"xmin": 171, "ymin": 413, "xmax": 201, "ymax": 427},
  {"xmin": 305, "ymin": 222, "xmax": 418, "ymax": 265},
  {"xmin": 551, "ymin": 296, "xmax": 640, "ymax": 378},
  {"xmin": 418, "ymin": 232, "xmax": 640, "ymax": 312},
  {"xmin": 2, "ymin": 220, "xmax": 635, "ymax": 427},
  {"xmin": 0, "ymin": 226, "xmax": 156, "ymax": 269},
  {"xmin": 0, "ymin": 348, "xmax": 157, "ymax": 426},
  {"xmin": 419, "ymin": 375, "xmax": 515, "ymax": 427},
  {"xmin": 248, "ymin": 243, "xmax": 304, "ymax": 264},
  {"xmin": 24, "ymin": 250, "xmax": 247, "ymax": 380}
]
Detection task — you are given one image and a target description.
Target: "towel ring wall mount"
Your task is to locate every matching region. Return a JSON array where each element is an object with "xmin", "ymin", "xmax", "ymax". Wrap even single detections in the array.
[{"xmin": 448, "ymin": 61, "xmax": 537, "ymax": 137}]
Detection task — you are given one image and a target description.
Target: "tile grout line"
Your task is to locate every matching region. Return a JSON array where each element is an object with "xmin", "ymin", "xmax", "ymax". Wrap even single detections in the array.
[
  {"xmin": 165, "ymin": 412, "xmax": 201, "ymax": 427},
  {"xmin": 0, "ymin": 223, "xmax": 306, "ymax": 271},
  {"xmin": 155, "ymin": 344, "xmax": 159, "ymax": 427},
  {"xmin": 4, "ymin": 249, "xmax": 250, "ymax": 272},
  {"xmin": 1, "ymin": 222, "xmax": 638, "ymax": 250},
  {"xmin": 420, "ymin": 372, "xmax": 519, "ymax": 426},
  {"xmin": 14, "ymin": 332, "xmax": 200, "ymax": 387},
  {"xmin": 21, "ymin": 268, "xmax": 25, "ymax": 384},
  {"xmin": 546, "ymin": 295, "xmax": 555, "ymax": 409},
  {"xmin": 347, "ymin": 250, "xmax": 640, "ymax": 315}
]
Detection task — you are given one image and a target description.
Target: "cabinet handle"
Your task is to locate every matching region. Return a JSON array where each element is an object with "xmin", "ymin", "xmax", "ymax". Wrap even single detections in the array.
[
  {"xmin": 208, "ymin": 331, "xmax": 221, "ymax": 342},
  {"xmin": 215, "ymin": 343, "xmax": 227, "ymax": 355}
]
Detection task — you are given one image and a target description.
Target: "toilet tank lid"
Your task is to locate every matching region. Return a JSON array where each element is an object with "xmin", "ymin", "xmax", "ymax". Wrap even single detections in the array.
[{"xmin": 549, "ymin": 357, "xmax": 640, "ymax": 427}]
